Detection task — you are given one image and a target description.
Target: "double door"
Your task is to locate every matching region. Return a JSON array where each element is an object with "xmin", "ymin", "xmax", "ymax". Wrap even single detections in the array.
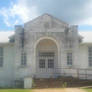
[{"xmin": 38, "ymin": 52, "xmax": 55, "ymax": 74}]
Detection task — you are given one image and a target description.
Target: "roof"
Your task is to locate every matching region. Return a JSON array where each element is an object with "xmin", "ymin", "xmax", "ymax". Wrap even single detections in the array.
[
  {"xmin": 0, "ymin": 31, "xmax": 14, "ymax": 43},
  {"xmin": 79, "ymin": 31, "xmax": 92, "ymax": 43}
]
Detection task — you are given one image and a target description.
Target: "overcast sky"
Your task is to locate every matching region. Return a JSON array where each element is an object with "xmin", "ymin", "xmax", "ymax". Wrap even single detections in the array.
[{"xmin": 0, "ymin": 0, "xmax": 92, "ymax": 31}]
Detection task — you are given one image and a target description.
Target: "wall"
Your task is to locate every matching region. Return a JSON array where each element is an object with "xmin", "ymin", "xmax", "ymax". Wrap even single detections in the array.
[
  {"xmin": 79, "ymin": 44, "xmax": 88, "ymax": 69},
  {"xmin": 0, "ymin": 43, "xmax": 15, "ymax": 87},
  {"xmin": 14, "ymin": 14, "xmax": 80, "ymax": 78}
]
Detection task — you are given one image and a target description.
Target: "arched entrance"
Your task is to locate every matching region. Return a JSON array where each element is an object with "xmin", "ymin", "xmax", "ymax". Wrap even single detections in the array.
[{"xmin": 35, "ymin": 37, "xmax": 58, "ymax": 78}]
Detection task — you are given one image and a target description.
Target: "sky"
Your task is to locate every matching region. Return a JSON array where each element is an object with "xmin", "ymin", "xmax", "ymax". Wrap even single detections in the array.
[{"xmin": 0, "ymin": 0, "xmax": 92, "ymax": 31}]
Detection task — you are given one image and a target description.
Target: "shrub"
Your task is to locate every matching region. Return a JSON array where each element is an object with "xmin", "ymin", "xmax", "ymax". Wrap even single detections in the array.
[{"xmin": 62, "ymin": 82, "xmax": 67, "ymax": 88}]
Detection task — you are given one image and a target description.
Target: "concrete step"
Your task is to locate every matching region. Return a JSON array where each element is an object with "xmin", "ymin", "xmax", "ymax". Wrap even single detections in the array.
[{"xmin": 33, "ymin": 77, "xmax": 92, "ymax": 88}]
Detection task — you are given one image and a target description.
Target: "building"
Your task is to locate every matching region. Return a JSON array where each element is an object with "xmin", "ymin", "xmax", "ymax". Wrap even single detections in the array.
[{"xmin": 0, "ymin": 14, "xmax": 92, "ymax": 87}]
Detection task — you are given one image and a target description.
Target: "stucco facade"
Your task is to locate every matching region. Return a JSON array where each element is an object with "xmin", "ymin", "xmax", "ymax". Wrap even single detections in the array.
[{"xmin": 0, "ymin": 14, "xmax": 92, "ymax": 87}]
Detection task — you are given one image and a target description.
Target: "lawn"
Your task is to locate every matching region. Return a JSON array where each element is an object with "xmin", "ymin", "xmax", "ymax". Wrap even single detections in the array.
[
  {"xmin": 0, "ymin": 89, "xmax": 32, "ymax": 92},
  {"xmin": 84, "ymin": 88, "xmax": 92, "ymax": 92},
  {"xmin": 0, "ymin": 88, "xmax": 91, "ymax": 92}
]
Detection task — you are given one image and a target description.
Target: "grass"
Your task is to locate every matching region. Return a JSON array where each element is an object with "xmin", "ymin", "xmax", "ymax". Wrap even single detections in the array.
[
  {"xmin": 0, "ymin": 89, "xmax": 32, "ymax": 92},
  {"xmin": 0, "ymin": 88, "xmax": 91, "ymax": 92},
  {"xmin": 84, "ymin": 88, "xmax": 92, "ymax": 92}
]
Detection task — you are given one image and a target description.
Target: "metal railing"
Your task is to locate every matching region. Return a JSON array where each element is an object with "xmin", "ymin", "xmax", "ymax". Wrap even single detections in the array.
[{"xmin": 36, "ymin": 68, "xmax": 92, "ymax": 80}]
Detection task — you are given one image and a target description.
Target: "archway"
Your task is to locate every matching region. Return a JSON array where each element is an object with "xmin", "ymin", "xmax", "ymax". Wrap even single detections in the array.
[{"xmin": 35, "ymin": 37, "xmax": 58, "ymax": 78}]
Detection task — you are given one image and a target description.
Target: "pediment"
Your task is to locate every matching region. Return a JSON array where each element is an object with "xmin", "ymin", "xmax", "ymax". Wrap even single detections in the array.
[{"xmin": 24, "ymin": 14, "xmax": 69, "ymax": 32}]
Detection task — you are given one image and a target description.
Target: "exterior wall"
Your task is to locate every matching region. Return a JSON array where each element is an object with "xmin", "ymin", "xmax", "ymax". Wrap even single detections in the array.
[
  {"xmin": 14, "ymin": 14, "xmax": 80, "ymax": 79},
  {"xmin": 79, "ymin": 44, "xmax": 92, "ymax": 69},
  {"xmin": 79, "ymin": 44, "xmax": 88, "ymax": 69},
  {"xmin": 78, "ymin": 44, "xmax": 92, "ymax": 79},
  {"xmin": 0, "ymin": 43, "xmax": 15, "ymax": 87}
]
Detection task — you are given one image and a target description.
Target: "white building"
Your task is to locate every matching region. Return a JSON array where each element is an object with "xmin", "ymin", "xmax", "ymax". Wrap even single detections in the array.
[{"xmin": 0, "ymin": 14, "xmax": 92, "ymax": 87}]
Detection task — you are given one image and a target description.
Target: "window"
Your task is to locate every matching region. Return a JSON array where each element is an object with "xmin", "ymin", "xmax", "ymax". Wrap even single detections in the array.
[
  {"xmin": 21, "ymin": 52, "xmax": 27, "ymax": 66},
  {"xmin": 0, "ymin": 47, "xmax": 3, "ymax": 67},
  {"xmin": 67, "ymin": 52, "xmax": 72, "ymax": 65},
  {"xmin": 39, "ymin": 52, "xmax": 55, "ymax": 57},
  {"xmin": 69, "ymin": 40, "xmax": 73, "ymax": 48},
  {"xmin": 39, "ymin": 59, "xmax": 45, "ymax": 68},
  {"xmin": 48, "ymin": 59, "xmax": 54, "ymax": 68},
  {"xmin": 88, "ymin": 47, "xmax": 92, "ymax": 66}
]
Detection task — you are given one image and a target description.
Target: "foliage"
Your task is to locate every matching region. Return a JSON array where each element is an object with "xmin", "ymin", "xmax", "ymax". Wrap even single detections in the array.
[
  {"xmin": 62, "ymin": 82, "xmax": 67, "ymax": 88},
  {"xmin": 32, "ymin": 79, "xmax": 35, "ymax": 87}
]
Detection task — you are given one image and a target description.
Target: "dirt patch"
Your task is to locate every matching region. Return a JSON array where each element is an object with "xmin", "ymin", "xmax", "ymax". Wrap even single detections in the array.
[
  {"xmin": 32, "ymin": 88, "xmax": 86, "ymax": 92},
  {"xmin": 65, "ymin": 88, "xmax": 86, "ymax": 92}
]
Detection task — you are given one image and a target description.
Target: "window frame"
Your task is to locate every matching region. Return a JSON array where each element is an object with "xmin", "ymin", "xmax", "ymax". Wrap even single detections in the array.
[
  {"xmin": 48, "ymin": 58, "xmax": 54, "ymax": 68},
  {"xmin": 21, "ymin": 52, "xmax": 27, "ymax": 66},
  {"xmin": 0, "ymin": 47, "xmax": 3, "ymax": 67},
  {"xmin": 67, "ymin": 52, "xmax": 73, "ymax": 66},
  {"xmin": 88, "ymin": 47, "xmax": 92, "ymax": 67},
  {"xmin": 39, "ymin": 59, "xmax": 45, "ymax": 68}
]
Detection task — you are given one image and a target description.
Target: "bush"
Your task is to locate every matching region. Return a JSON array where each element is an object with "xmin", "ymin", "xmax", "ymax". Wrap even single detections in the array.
[{"xmin": 62, "ymin": 82, "xmax": 67, "ymax": 88}]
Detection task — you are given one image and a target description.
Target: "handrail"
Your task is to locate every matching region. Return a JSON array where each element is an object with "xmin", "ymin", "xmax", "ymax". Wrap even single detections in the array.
[{"xmin": 36, "ymin": 68, "xmax": 92, "ymax": 79}]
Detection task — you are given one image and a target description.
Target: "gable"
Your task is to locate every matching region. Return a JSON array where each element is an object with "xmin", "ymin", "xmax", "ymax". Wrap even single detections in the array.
[{"xmin": 24, "ymin": 14, "xmax": 69, "ymax": 32}]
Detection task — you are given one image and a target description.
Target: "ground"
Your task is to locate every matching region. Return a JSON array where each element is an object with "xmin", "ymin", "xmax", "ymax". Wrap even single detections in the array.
[
  {"xmin": 32, "ymin": 88, "xmax": 86, "ymax": 92},
  {"xmin": 0, "ymin": 88, "xmax": 90, "ymax": 92},
  {"xmin": 84, "ymin": 88, "xmax": 92, "ymax": 92},
  {"xmin": 0, "ymin": 89, "xmax": 32, "ymax": 92}
]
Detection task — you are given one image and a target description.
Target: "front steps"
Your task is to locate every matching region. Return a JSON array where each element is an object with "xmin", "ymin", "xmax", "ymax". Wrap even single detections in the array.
[{"xmin": 33, "ymin": 77, "xmax": 92, "ymax": 88}]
